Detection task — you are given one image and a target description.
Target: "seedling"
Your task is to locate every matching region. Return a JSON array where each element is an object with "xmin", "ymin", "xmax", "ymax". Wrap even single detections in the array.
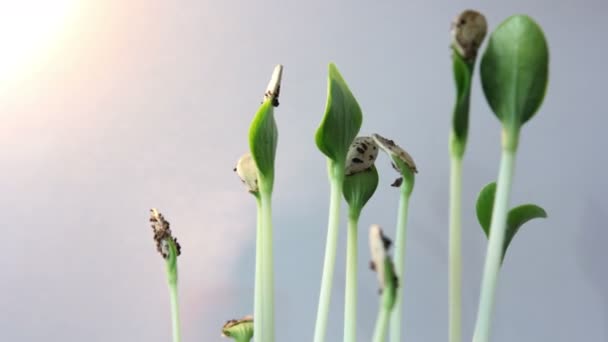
[
  {"xmin": 222, "ymin": 315, "xmax": 254, "ymax": 342},
  {"xmin": 371, "ymin": 133, "xmax": 416, "ymax": 342},
  {"xmin": 149, "ymin": 209, "xmax": 182, "ymax": 342},
  {"xmin": 448, "ymin": 10, "xmax": 487, "ymax": 342},
  {"xmin": 247, "ymin": 64, "xmax": 283, "ymax": 342},
  {"xmin": 313, "ymin": 63, "xmax": 362, "ymax": 342},
  {"xmin": 369, "ymin": 225, "xmax": 398, "ymax": 342},
  {"xmin": 342, "ymin": 136, "xmax": 379, "ymax": 342},
  {"xmin": 472, "ymin": 15, "xmax": 549, "ymax": 342}
]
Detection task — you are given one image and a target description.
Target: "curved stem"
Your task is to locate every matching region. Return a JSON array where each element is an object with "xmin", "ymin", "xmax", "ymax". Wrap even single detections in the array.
[
  {"xmin": 343, "ymin": 212, "xmax": 359, "ymax": 342},
  {"xmin": 448, "ymin": 156, "xmax": 463, "ymax": 342},
  {"xmin": 254, "ymin": 196, "xmax": 263, "ymax": 342},
  {"xmin": 389, "ymin": 185, "xmax": 411, "ymax": 342},
  {"xmin": 314, "ymin": 161, "xmax": 344, "ymax": 342},
  {"xmin": 168, "ymin": 281, "xmax": 181, "ymax": 342},
  {"xmin": 472, "ymin": 149, "xmax": 517, "ymax": 342}
]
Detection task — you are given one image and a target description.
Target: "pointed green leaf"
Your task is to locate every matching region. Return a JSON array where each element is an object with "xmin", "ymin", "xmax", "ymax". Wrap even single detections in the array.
[
  {"xmin": 249, "ymin": 100, "xmax": 277, "ymax": 186},
  {"xmin": 476, "ymin": 182, "xmax": 497, "ymax": 237},
  {"xmin": 476, "ymin": 181, "xmax": 548, "ymax": 262},
  {"xmin": 343, "ymin": 166, "xmax": 379, "ymax": 217},
  {"xmin": 480, "ymin": 15, "xmax": 549, "ymax": 131},
  {"xmin": 315, "ymin": 63, "xmax": 363, "ymax": 165},
  {"xmin": 505, "ymin": 204, "xmax": 548, "ymax": 257}
]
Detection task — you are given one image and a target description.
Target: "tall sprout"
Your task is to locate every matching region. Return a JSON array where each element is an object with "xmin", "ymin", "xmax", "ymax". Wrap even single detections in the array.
[
  {"xmin": 342, "ymin": 137, "xmax": 379, "ymax": 342},
  {"xmin": 472, "ymin": 15, "xmax": 549, "ymax": 342},
  {"xmin": 313, "ymin": 63, "xmax": 362, "ymax": 342},
  {"xmin": 248, "ymin": 65, "xmax": 283, "ymax": 342},
  {"xmin": 448, "ymin": 10, "xmax": 487, "ymax": 342},
  {"xmin": 372, "ymin": 133, "xmax": 417, "ymax": 342}
]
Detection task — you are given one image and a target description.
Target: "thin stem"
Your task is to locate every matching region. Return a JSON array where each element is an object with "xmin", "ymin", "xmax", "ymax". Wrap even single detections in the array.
[
  {"xmin": 260, "ymin": 189, "xmax": 275, "ymax": 342},
  {"xmin": 314, "ymin": 162, "xmax": 345, "ymax": 342},
  {"xmin": 168, "ymin": 280, "xmax": 182, "ymax": 342},
  {"xmin": 472, "ymin": 149, "xmax": 517, "ymax": 342},
  {"xmin": 373, "ymin": 304, "xmax": 390, "ymax": 342},
  {"xmin": 254, "ymin": 195, "xmax": 263, "ymax": 342},
  {"xmin": 343, "ymin": 211, "xmax": 359, "ymax": 342},
  {"xmin": 448, "ymin": 155, "xmax": 463, "ymax": 342},
  {"xmin": 389, "ymin": 184, "xmax": 411, "ymax": 342}
]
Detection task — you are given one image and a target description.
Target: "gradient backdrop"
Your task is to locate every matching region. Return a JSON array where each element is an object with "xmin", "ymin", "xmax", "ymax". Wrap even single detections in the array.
[{"xmin": 1, "ymin": 0, "xmax": 606, "ymax": 341}]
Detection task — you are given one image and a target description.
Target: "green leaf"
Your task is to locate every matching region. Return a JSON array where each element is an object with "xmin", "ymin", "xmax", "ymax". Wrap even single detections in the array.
[
  {"xmin": 315, "ymin": 63, "xmax": 363, "ymax": 165},
  {"xmin": 475, "ymin": 181, "xmax": 548, "ymax": 262},
  {"xmin": 249, "ymin": 100, "xmax": 277, "ymax": 187},
  {"xmin": 450, "ymin": 52, "xmax": 474, "ymax": 157},
  {"xmin": 505, "ymin": 204, "xmax": 548, "ymax": 257},
  {"xmin": 480, "ymin": 15, "xmax": 549, "ymax": 131},
  {"xmin": 476, "ymin": 182, "xmax": 497, "ymax": 237},
  {"xmin": 343, "ymin": 165, "xmax": 379, "ymax": 218}
]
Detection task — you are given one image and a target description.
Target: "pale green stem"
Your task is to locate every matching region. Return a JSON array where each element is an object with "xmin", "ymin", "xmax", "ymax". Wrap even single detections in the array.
[
  {"xmin": 260, "ymin": 189, "xmax": 275, "ymax": 342},
  {"xmin": 168, "ymin": 280, "xmax": 181, "ymax": 342},
  {"xmin": 373, "ymin": 303, "xmax": 390, "ymax": 342},
  {"xmin": 314, "ymin": 162, "xmax": 344, "ymax": 342},
  {"xmin": 472, "ymin": 149, "xmax": 517, "ymax": 342},
  {"xmin": 343, "ymin": 211, "xmax": 359, "ymax": 342},
  {"xmin": 389, "ymin": 185, "xmax": 411, "ymax": 342},
  {"xmin": 448, "ymin": 155, "xmax": 463, "ymax": 342},
  {"xmin": 254, "ymin": 195, "xmax": 263, "ymax": 342}
]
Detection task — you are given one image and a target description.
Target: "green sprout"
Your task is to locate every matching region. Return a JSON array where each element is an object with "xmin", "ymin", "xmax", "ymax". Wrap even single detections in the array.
[
  {"xmin": 313, "ymin": 63, "xmax": 362, "ymax": 342},
  {"xmin": 472, "ymin": 15, "xmax": 549, "ymax": 342},
  {"xmin": 371, "ymin": 133, "xmax": 417, "ymax": 342},
  {"xmin": 149, "ymin": 209, "xmax": 182, "ymax": 342},
  {"xmin": 448, "ymin": 10, "xmax": 487, "ymax": 342},
  {"xmin": 476, "ymin": 182, "xmax": 547, "ymax": 263},
  {"xmin": 342, "ymin": 136, "xmax": 379, "ymax": 342},
  {"xmin": 248, "ymin": 64, "xmax": 283, "ymax": 342},
  {"xmin": 222, "ymin": 315, "xmax": 254, "ymax": 342},
  {"xmin": 369, "ymin": 225, "xmax": 398, "ymax": 342}
]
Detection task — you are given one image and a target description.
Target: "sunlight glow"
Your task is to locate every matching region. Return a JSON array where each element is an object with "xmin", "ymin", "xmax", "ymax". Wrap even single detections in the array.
[{"xmin": 0, "ymin": 0, "xmax": 77, "ymax": 80}]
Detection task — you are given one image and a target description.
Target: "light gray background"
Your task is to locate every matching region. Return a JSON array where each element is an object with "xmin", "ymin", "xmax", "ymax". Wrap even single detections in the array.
[{"xmin": 1, "ymin": 0, "xmax": 606, "ymax": 341}]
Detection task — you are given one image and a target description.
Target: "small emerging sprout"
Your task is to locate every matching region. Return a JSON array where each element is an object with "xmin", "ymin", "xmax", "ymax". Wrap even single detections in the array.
[
  {"xmin": 370, "ymin": 225, "xmax": 399, "ymax": 342},
  {"xmin": 234, "ymin": 153, "xmax": 259, "ymax": 194},
  {"xmin": 222, "ymin": 315, "xmax": 254, "ymax": 342},
  {"xmin": 451, "ymin": 10, "xmax": 488, "ymax": 61},
  {"xmin": 149, "ymin": 209, "xmax": 182, "ymax": 342},
  {"xmin": 369, "ymin": 224, "xmax": 397, "ymax": 294},
  {"xmin": 150, "ymin": 208, "xmax": 181, "ymax": 260}
]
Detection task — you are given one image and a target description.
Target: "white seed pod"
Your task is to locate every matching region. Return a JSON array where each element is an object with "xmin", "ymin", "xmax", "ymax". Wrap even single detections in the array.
[
  {"xmin": 263, "ymin": 64, "xmax": 283, "ymax": 107},
  {"xmin": 451, "ymin": 10, "xmax": 487, "ymax": 61},
  {"xmin": 345, "ymin": 136, "xmax": 379, "ymax": 176},
  {"xmin": 369, "ymin": 224, "xmax": 392, "ymax": 291},
  {"xmin": 234, "ymin": 153, "xmax": 259, "ymax": 193},
  {"xmin": 371, "ymin": 133, "xmax": 418, "ymax": 174}
]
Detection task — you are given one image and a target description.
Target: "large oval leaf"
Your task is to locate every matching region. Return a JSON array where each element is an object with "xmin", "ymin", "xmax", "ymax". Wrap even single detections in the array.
[
  {"xmin": 475, "ymin": 181, "xmax": 548, "ymax": 262},
  {"xmin": 315, "ymin": 63, "xmax": 363, "ymax": 165},
  {"xmin": 480, "ymin": 15, "xmax": 549, "ymax": 129}
]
